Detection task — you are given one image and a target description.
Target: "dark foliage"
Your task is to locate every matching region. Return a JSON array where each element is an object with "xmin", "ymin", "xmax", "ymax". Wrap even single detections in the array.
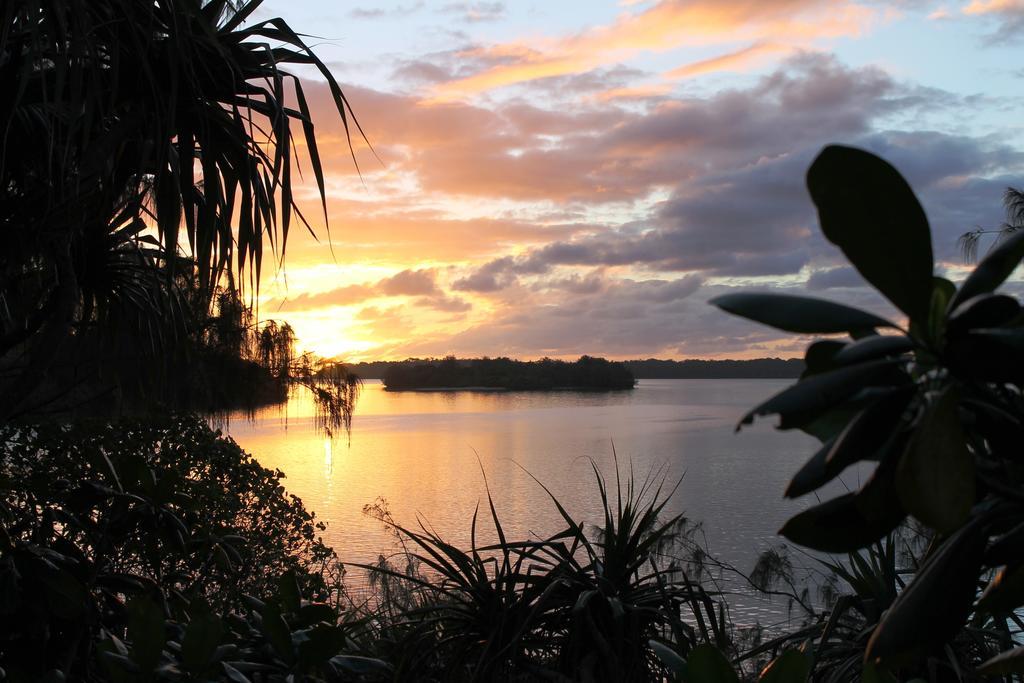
[
  {"xmin": 712, "ymin": 144, "xmax": 1024, "ymax": 680},
  {"xmin": 353, "ymin": 357, "xmax": 803, "ymax": 380},
  {"xmin": 0, "ymin": 416, "xmax": 382, "ymax": 681},
  {"xmin": 0, "ymin": 0, "xmax": 364, "ymax": 420},
  {"xmin": 625, "ymin": 358, "xmax": 804, "ymax": 380},
  {"xmin": 352, "ymin": 461, "xmax": 725, "ymax": 682},
  {"xmin": 382, "ymin": 355, "xmax": 636, "ymax": 391}
]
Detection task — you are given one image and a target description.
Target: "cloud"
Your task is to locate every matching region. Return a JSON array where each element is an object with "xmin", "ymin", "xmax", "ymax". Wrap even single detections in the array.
[
  {"xmin": 806, "ymin": 266, "xmax": 867, "ymax": 289},
  {"xmin": 392, "ymin": 276, "xmax": 708, "ymax": 358},
  {"xmin": 963, "ymin": 0, "xmax": 1024, "ymax": 41},
  {"xmin": 664, "ymin": 42, "xmax": 790, "ymax": 78},
  {"xmin": 428, "ymin": 0, "xmax": 880, "ymax": 100},
  {"xmin": 349, "ymin": 2, "xmax": 425, "ymax": 20},
  {"xmin": 378, "ymin": 269, "xmax": 440, "ymax": 296},
  {"xmin": 269, "ymin": 269, "xmax": 440, "ymax": 311},
  {"xmin": 441, "ymin": 2, "xmax": 506, "ymax": 23},
  {"xmin": 418, "ymin": 295, "xmax": 473, "ymax": 312},
  {"xmin": 272, "ymin": 43, "xmax": 1022, "ymax": 360}
]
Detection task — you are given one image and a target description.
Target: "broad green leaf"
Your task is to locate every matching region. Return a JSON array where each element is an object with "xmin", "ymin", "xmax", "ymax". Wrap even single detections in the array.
[
  {"xmin": 785, "ymin": 388, "xmax": 912, "ymax": 498},
  {"xmin": 685, "ymin": 645, "xmax": 738, "ymax": 683},
  {"xmin": 896, "ymin": 387, "xmax": 974, "ymax": 533},
  {"xmin": 803, "ymin": 340, "xmax": 846, "ymax": 378},
  {"xmin": 833, "ymin": 335, "xmax": 914, "ymax": 366},
  {"xmin": 949, "ymin": 229, "xmax": 1024, "ymax": 310},
  {"xmin": 758, "ymin": 650, "xmax": 810, "ymax": 682},
  {"xmin": 277, "ymin": 569, "xmax": 302, "ymax": 613},
  {"xmin": 260, "ymin": 602, "xmax": 294, "ymax": 664},
  {"xmin": 978, "ymin": 646, "xmax": 1024, "ymax": 676},
  {"xmin": 710, "ymin": 293, "xmax": 895, "ymax": 334},
  {"xmin": 946, "ymin": 293, "xmax": 1020, "ymax": 335},
  {"xmin": 865, "ymin": 518, "xmax": 987, "ymax": 667},
  {"xmin": 986, "ymin": 522, "xmax": 1024, "ymax": 566},
  {"xmin": 297, "ymin": 624, "xmax": 345, "ymax": 665},
  {"xmin": 807, "ymin": 145, "xmax": 933, "ymax": 324},
  {"xmin": 649, "ymin": 640, "xmax": 687, "ymax": 679},
  {"xmin": 330, "ymin": 655, "xmax": 394, "ymax": 675},
  {"xmin": 786, "ymin": 436, "xmax": 836, "ymax": 498},
  {"xmin": 221, "ymin": 662, "xmax": 252, "ymax": 683},
  {"xmin": 126, "ymin": 596, "xmax": 166, "ymax": 673},
  {"xmin": 297, "ymin": 602, "xmax": 336, "ymax": 626},
  {"xmin": 926, "ymin": 277, "xmax": 955, "ymax": 345},
  {"xmin": 182, "ymin": 599, "xmax": 224, "ymax": 674},
  {"xmin": 977, "ymin": 563, "xmax": 1024, "ymax": 615},
  {"xmin": 780, "ymin": 489, "xmax": 904, "ymax": 553},
  {"xmin": 740, "ymin": 359, "xmax": 904, "ymax": 430},
  {"xmin": 861, "ymin": 662, "xmax": 899, "ymax": 683}
]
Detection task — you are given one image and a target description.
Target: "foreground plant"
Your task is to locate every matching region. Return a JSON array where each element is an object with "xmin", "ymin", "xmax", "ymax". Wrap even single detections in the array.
[
  {"xmin": 0, "ymin": 417, "xmax": 378, "ymax": 681},
  {"xmin": 712, "ymin": 145, "xmax": 1024, "ymax": 680},
  {"xmin": 0, "ymin": 0, "xmax": 366, "ymax": 419},
  {"xmin": 356, "ymin": 461, "xmax": 724, "ymax": 682}
]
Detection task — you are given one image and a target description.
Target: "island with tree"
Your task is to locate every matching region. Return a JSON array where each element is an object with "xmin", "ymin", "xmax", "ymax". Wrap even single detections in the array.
[
  {"xmin": 351, "ymin": 356, "xmax": 804, "ymax": 381},
  {"xmin": 381, "ymin": 355, "xmax": 636, "ymax": 390}
]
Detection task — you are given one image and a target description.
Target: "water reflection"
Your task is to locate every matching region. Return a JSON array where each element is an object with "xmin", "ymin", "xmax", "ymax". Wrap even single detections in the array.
[{"xmin": 226, "ymin": 379, "xmax": 854, "ymax": 624}]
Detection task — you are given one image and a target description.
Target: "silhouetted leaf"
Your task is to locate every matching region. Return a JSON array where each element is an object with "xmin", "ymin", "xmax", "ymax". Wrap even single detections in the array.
[
  {"xmin": 786, "ymin": 387, "xmax": 912, "ymax": 498},
  {"xmin": 922, "ymin": 277, "xmax": 956, "ymax": 346},
  {"xmin": 126, "ymin": 596, "xmax": 166, "ymax": 673},
  {"xmin": 861, "ymin": 662, "xmax": 899, "ymax": 683},
  {"xmin": 896, "ymin": 387, "xmax": 974, "ymax": 533},
  {"xmin": 758, "ymin": 650, "xmax": 810, "ymax": 682},
  {"xmin": 710, "ymin": 293, "xmax": 894, "ymax": 334},
  {"xmin": 330, "ymin": 655, "xmax": 394, "ymax": 676},
  {"xmin": 260, "ymin": 602, "xmax": 293, "ymax": 664},
  {"xmin": 782, "ymin": 458, "xmax": 905, "ymax": 552},
  {"xmin": 946, "ymin": 293, "xmax": 1021, "ymax": 336},
  {"xmin": 221, "ymin": 662, "xmax": 252, "ymax": 683},
  {"xmin": 807, "ymin": 145, "xmax": 933, "ymax": 324},
  {"xmin": 685, "ymin": 645, "xmax": 738, "ymax": 683},
  {"xmin": 950, "ymin": 229, "xmax": 1024, "ymax": 310},
  {"xmin": 780, "ymin": 491, "xmax": 904, "ymax": 553},
  {"xmin": 649, "ymin": 641, "xmax": 686, "ymax": 679},
  {"xmin": 986, "ymin": 522, "xmax": 1024, "ymax": 567},
  {"xmin": 866, "ymin": 517, "xmax": 987, "ymax": 667},
  {"xmin": 833, "ymin": 335, "xmax": 914, "ymax": 366},
  {"xmin": 182, "ymin": 599, "xmax": 224, "ymax": 674},
  {"xmin": 298, "ymin": 624, "xmax": 345, "ymax": 665},
  {"xmin": 740, "ymin": 359, "xmax": 904, "ymax": 430},
  {"xmin": 277, "ymin": 569, "xmax": 301, "ymax": 613},
  {"xmin": 978, "ymin": 646, "xmax": 1024, "ymax": 676},
  {"xmin": 977, "ymin": 563, "xmax": 1024, "ymax": 615},
  {"xmin": 803, "ymin": 340, "xmax": 847, "ymax": 378}
]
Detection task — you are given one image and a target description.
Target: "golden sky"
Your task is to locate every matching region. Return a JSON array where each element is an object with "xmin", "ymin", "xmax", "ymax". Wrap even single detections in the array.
[{"xmin": 252, "ymin": 0, "xmax": 1024, "ymax": 361}]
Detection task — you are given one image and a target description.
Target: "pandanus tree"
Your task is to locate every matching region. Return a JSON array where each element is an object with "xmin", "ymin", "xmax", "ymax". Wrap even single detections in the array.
[
  {"xmin": 0, "ymin": 0, "xmax": 363, "ymax": 420},
  {"xmin": 959, "ymin": 188, "xmax": 1024, "ymax": 262},
  {"xmin": 712, "ymin": 146, "xmax": 1024, "ymax": 680}
]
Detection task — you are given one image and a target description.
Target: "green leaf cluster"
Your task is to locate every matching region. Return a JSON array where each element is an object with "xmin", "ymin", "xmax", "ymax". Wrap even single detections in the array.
[{"xmin": 713, "ymin": 145, "xmax": 1024, "ymax": 679}]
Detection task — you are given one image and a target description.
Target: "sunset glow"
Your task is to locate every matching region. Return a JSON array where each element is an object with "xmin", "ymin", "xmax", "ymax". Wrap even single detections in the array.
[{"xmin": 252, "ymin": 0, "xmax": 1024, "ymax": 362}]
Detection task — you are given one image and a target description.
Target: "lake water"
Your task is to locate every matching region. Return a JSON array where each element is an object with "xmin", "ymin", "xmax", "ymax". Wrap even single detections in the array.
[{"xmin": 225, "ymin": 379, "xmax": 861, "ymax": 627}]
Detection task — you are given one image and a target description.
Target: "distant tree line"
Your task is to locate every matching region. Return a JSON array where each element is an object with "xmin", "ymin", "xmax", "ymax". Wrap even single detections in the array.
[
  {"xmin": 381, "ymin": 356, "xmax": 636, "ymax": 390},
  {"xmin": 625, "ymin": 358, "xmax": 804, "ymax": 379},
  {"xmin": 350, "ymin": 357, "xmax": 803, "ymax": 381}
]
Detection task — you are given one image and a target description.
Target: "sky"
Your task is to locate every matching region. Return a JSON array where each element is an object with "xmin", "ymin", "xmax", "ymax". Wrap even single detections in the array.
[{"xmin": 248, "ymin": 0, "xmax": 1024, "ymax": 362}]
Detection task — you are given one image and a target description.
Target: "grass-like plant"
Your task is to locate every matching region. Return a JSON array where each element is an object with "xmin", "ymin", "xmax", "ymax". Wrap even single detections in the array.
[{"xmin": 354, "ymin": 459, "xmax": 725, "ymax": 681}]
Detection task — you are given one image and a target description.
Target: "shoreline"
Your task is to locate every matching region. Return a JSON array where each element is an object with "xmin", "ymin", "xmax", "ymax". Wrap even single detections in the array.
[{"xmin": 383, "ymin": 384, "xmax": 636, "ymax": 392}]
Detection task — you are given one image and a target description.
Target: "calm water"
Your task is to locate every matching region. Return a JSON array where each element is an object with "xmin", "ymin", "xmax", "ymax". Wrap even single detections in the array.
[{"xmin": 225, "ymin": 379, "xmax": 861, "ymax": 625}]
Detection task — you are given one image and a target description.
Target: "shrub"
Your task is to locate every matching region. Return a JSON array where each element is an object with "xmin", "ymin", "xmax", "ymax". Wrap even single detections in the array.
[
  {"xmin": 0, "ymin": 416, "xmax": 363, "ymax": 681},
  {"xmin": 713, "ymin": 145, "xmax": 1024, "ymax": 680}
]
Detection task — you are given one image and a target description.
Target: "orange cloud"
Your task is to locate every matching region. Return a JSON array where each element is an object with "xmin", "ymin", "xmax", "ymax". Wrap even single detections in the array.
[
  {"xmin": 429, "ymin": 0, "xmax": 879, "ymax": 100},
  {"xmin": 963, "ymin": 0, "xmax": 1024, "ymax": 15},
  {"xmin": 664, "ymin": 42, "xmax": 790, "ymax": 79}
]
